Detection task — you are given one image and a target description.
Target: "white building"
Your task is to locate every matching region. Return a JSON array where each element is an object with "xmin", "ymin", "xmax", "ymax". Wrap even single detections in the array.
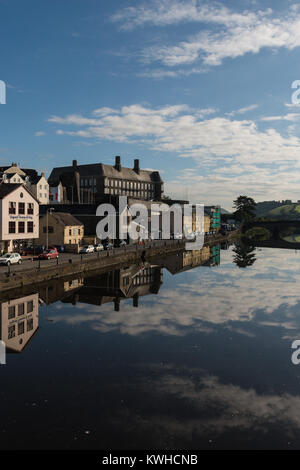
[
  {"xmin": 0, "ymin": 163, "xmax": 49, "ymax": 204},
  {"xmin": 27, "ymin": 173, "xmax": 49, "ymax": 204},
  {"xmin": 0, "ymin": 184, "xmax": 39, "ymax": 253}
]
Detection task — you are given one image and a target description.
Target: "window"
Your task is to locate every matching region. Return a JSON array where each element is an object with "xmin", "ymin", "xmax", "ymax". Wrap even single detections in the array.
[
  {"xmin": 78, "ymin": 229, "xmax": 81, "ymax": 235},
  {"xmin": 17, "ymin": 303, "xmax": 24, "ymax": 316},
  {"xmin": 39, "ymin": 184, "xmax": 42, "ymax": 189},
  {"xmin": 18, "ymin": 202, "xmax": 25, "ymax": 214},
  {"xmin": 8, "ymin": 221, "xmax": 15, "ymax": 234},
  {"xmin": 73, "ymin": 228, "xmax": 76, "ymax": 236},
  {"xmin": 39, "ymin": 193, "xmax": 42, "ymax": 198},
  {"xmin": 27, "ymin": 300, "xmax": 34, "ymax": 313},
  {"xmin": 27, "ymin": 221, "xmax": 33, "ymax": 233},
  {"xmin": 18, "ymin": 322, "xmax": 25, "ymax": 335},
  {"xmin": 8, "ymin": 305, "xmax": 15, "ymax": 319},
  {"xmin": 8, "ymin": 325, "xmax": 15, "ymax": 339},
  {"xmin": 27, "ymin": 319, "xmax": 33, "ymax": 331},
  {"xmin": 9, "ymin": 201, "xmax": 16, "ymax": 214},
  {"xmin": 18, "ymin": 221, "xmax": 25, "ymax": 233},
  {"xmin": 28, "ymin": 203, "xmax": 34, "ymax": 215},
  {"xmin": 69, "ymin": 229, "xmax": 72, "ymax": 236}
]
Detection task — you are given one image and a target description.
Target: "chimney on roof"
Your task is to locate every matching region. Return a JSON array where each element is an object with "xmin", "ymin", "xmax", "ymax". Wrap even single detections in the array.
[
  {"xmin": 115, "ymin": 156, "xmax": 121, "ymax": 172},
  {"xmin": 12, "ymin": 162, "xmax": 17, "ymax": 167},
  {"xmin": 41, "ymin": 172, "xmax": 45, "ymax": 177},
  {"xmin": 72, "ymin": 160, "xmax": 78, "ymax": 167},
  {"xmin": 134, "ymin": 159, "xmax": 140, "ymax": 174}
]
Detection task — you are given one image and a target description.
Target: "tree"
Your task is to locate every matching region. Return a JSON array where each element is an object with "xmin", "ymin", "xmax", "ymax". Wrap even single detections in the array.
[
  {"xmin": 232, "ymin": 242, "xmax": 256, "ymax": 268},
  {"xmin": 233, "ymin": 195, "xmax": 256, "ymax": 222}
]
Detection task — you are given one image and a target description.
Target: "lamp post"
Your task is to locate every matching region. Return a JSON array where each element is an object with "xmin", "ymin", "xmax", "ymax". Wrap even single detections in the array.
[{"xmin": 46, "ymin": 207, "xmax": 55, "ymax": 250}]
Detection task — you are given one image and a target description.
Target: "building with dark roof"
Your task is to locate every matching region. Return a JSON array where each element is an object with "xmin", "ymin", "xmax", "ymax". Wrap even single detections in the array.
[
  {"xmin": 48, "ymin": 156, "xmax": 164, "ymax": 204},
  {"xmin": 0, "ymin": 163, "xmax": 49, "ymax": 204},
  {"xmin": 0, "ymin": 183, "xmax": 40, "ymax": 253},
  {"xmin": 38, "ymin": 211, "xmax": 84, "ymax": 249}
]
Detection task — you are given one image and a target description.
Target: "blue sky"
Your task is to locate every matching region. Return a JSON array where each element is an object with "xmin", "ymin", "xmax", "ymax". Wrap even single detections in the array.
[{"xmin": 2, "ymin": 0, "xmax": 300, "ymax": 209}]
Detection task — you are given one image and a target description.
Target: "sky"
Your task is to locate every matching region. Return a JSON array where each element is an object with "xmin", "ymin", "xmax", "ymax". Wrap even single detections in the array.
[{"xmin": 2, "ymin": 0, "xmax": 300, "ymax": 209}]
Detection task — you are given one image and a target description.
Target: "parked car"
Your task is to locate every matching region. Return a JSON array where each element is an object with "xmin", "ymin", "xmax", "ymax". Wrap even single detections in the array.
[
  {"xmin": 38, "ymin": 248, "xmax": 59, "ymax": 260},
  {"xmin": 94, "ymin": 243, "xmax": 104, "ymax": 252},
  {"xmin": 0, "ymin": 253, "xmax": 22, "ymax": 265},
  {"xmin": 80, "ymin": 245, "xmax": 95, "ymax": 253},
  {"xmin": 103, "ymin": 241, "xmax": 114, "ymax": 250}
]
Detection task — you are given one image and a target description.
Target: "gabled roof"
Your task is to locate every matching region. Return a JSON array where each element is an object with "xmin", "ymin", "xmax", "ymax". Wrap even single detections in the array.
[
  {"xmin": 0, "ymin": 183, "xmax": 39, "ymax": 203},
  {"xmin": 3, "ymin": 165, "xmax": 26, "ymax": 176},
  {"xmin": 47, "ymin": 212, "xmax": 83, "ymax": 227},
  {"xmin": 29, "ymin": 174, "xmax": 45, "ymax": 185},
  {"xmin": 4, "ymin": 173, "xmax": 25, "ymax": 181}
]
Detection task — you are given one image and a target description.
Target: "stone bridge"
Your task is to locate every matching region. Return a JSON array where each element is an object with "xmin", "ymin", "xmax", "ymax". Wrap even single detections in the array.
[{"xmin": 243, "ymin": 220, "xmax": 300, "ymax": 249}]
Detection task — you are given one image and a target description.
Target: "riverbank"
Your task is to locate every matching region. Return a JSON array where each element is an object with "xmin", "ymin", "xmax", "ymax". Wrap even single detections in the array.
[{"xmin": 0, "ymin": 233, "xmax": 237, "ymax": 293}]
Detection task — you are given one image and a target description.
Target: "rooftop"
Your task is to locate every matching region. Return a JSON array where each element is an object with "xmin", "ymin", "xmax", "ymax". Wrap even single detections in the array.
[
  {"xmin": 48, "ymin": 157, "xmax": 163, "ymax": 185},
  {"xmin": 46, "ymin": 212, "xmax": 83, "ymax": 227}
]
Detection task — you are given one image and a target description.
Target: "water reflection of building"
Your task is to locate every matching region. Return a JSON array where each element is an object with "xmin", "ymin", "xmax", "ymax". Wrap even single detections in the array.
[
  {"xmin": 61, "ymin": 264, "xmax": 163, "ymax": 311},
  {"xmin": 39, "ymin": 277, "xmax": 84, "ymax": 305},
  {"xmin": 0, "ymin": 293, "xmax": 39, "ymax": 352},
  {"xmin": 162, "ymin": 245, "xmax": 220, "ymax": 275}
]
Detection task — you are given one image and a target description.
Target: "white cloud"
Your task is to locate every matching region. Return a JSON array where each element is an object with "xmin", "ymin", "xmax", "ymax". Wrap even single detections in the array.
[
  {"xmin": 261, "ymin": 113, "xmax": 300, "ymax": 122},
  {"xmin": 226, "ymin": 104, "xmax": 258, "ymax": 117},
  {"xmin": 112, "ymin": 2, "xmax": 300, "ymax": 70},
  {"xmin": 49, "ymin": 103, "xmax": 300, "ymax": 207},
  {"xmin": 49, "ymin": 103, "xmax": 300, "ymax": 164},
  {"xmin": 111, "ymin": 1, "xmax": 264, "ymax": 31}
]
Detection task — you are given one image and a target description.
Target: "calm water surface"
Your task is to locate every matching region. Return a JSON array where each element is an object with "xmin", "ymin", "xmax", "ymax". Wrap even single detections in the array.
[{"xmin": 1, "ymin": 244, "xmax": 300, "ymax": 450}]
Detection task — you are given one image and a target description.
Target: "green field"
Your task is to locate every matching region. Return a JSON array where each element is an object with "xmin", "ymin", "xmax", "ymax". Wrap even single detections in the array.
[{"xmin": 263, "ymin": 204, "xmax": 300, "ymax": 220}]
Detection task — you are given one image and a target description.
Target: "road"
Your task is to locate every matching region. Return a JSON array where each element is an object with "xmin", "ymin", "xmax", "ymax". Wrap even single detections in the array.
[{"xmin": 0, "ymin": 239, "xmax": 184, "ymax": 275}]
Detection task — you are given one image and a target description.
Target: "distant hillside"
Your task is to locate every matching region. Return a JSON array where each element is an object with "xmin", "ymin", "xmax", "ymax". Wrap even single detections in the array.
[
  {"xmin": 256, "ymin": 200, "xmax": 294, "ymax": 216},
  {"xmin": 262, "ymin": 204, "xmax": 300, "ymax": 220}
]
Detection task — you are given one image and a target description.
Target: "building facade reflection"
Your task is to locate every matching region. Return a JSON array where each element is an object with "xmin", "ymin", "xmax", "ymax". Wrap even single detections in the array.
[{"xmin": 0, "ymin": 293, "xmax": 39, "ymax": 352}]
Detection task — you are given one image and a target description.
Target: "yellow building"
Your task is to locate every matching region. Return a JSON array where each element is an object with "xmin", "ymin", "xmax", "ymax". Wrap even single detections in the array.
[{"xmin": 39, "ymin": 212, "xmax": 84, "ymax": 248}]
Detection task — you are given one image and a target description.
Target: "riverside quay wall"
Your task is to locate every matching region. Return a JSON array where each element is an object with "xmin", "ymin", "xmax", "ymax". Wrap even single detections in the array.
[
  {"xmin": 0, "ymin": 240, "xmax": 185, "ymax": 293},
  {"xmin": 0, "ymin": 233, "xmax": 237, "ymax": 294}
]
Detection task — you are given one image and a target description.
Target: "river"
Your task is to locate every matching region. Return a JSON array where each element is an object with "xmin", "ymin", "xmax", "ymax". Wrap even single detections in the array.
[{"xmin": 1, "ymin": 243, "xmax": 300, "ymax": 449}]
